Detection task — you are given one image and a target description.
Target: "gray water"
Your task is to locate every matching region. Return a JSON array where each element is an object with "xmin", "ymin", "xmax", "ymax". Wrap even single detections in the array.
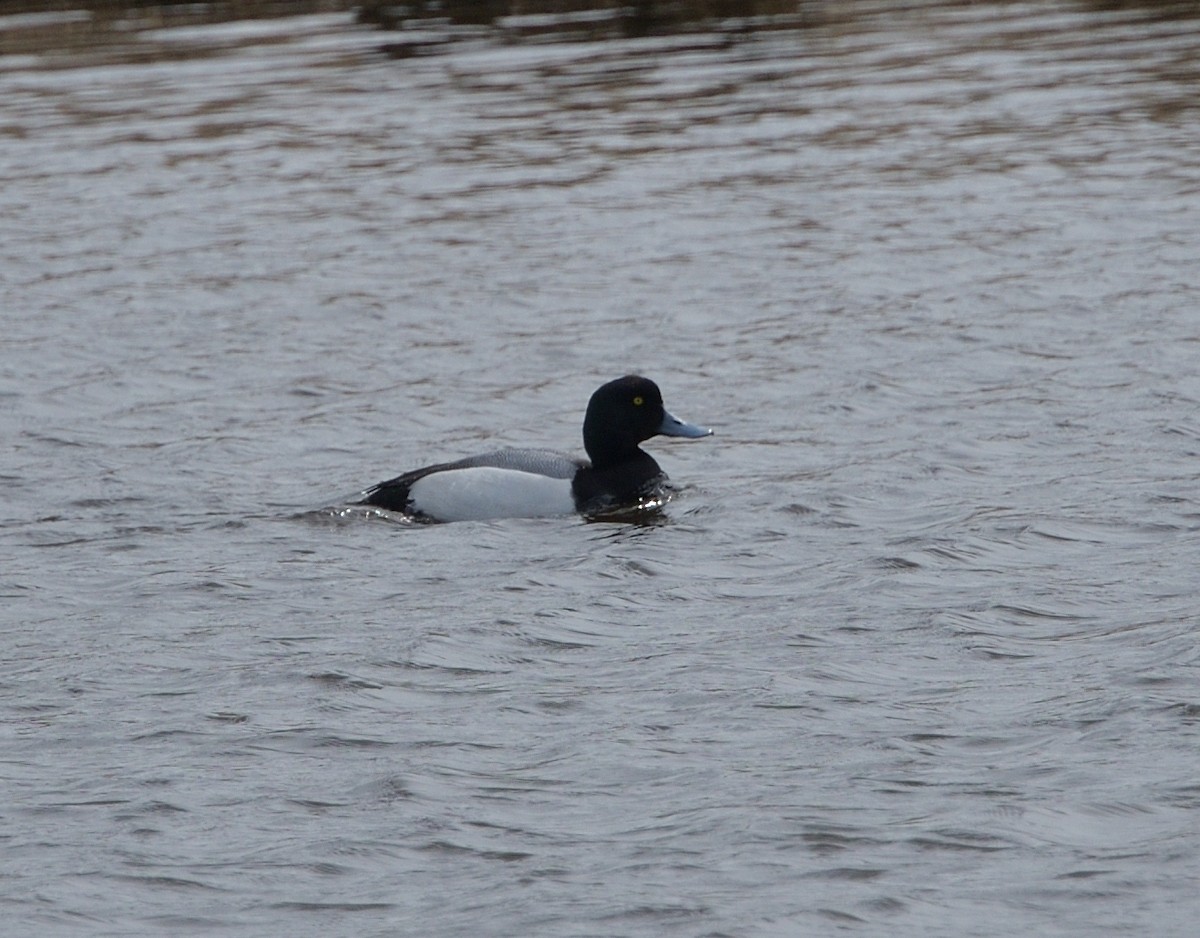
[{"xmin": 4, "ymin": 2, "xmax": 1200, "ymax": 935}]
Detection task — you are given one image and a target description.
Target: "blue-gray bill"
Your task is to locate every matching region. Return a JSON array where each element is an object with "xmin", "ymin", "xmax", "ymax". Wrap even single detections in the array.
[{"xmin": 658, "ymin": 409, "xmax": 713, "ymax": 439}]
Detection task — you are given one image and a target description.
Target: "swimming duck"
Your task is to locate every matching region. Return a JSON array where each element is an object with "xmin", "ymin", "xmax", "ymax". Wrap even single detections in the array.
[{"xmin": 360, "ymin": 375, "xmax": 711, "ymax": 522}]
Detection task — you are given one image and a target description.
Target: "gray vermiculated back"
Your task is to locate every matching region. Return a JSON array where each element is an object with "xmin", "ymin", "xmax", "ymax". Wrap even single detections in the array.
[{"xmin": 455, "ymin": 447, "xmax": 585, "ymax": 479}]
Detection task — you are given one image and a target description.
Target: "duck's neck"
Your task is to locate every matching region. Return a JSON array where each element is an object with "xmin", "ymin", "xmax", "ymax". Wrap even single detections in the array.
[{"xmin": 585, "ymin": 439, "xmax": 642, "ymax": 471}]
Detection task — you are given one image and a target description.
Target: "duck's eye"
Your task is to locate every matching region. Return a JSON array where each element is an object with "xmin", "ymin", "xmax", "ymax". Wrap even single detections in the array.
[{"xmin": 632, "ymin": 396, "xmax": 644, "ymax": 406}]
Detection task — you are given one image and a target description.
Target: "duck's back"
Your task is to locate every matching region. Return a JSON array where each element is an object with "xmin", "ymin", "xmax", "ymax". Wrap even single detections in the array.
[{"xmin": 457, "ymin": 447, "xmax": 584, "ymax": 479}]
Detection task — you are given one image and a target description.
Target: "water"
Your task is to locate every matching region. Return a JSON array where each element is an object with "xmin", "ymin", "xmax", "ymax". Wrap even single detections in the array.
[{"xmin": 3, "ymin": 2, "xmax": 1200, "ymax": 934}]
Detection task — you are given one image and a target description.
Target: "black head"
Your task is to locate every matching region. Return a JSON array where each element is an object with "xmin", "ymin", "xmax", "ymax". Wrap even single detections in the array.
[{"xmin": 582, "ymin": 375, "xmax": 710, "ymax": 469}]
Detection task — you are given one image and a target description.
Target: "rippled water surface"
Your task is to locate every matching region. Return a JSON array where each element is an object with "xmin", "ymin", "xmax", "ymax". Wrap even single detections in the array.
[{"xmin": 4, "ymin": 2, "xmax": 1200, "ymax": 934}]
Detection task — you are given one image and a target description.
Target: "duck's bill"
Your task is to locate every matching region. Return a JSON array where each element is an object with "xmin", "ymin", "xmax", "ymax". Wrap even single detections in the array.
[{"xmin": 658, "ymin": 409, "xmax": 713, "ymax": 439}]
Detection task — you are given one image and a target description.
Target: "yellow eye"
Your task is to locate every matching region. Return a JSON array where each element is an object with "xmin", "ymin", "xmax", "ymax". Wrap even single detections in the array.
[{"xmin": 632, "ymin": 396, "xmax": 644, "ymax": 406}]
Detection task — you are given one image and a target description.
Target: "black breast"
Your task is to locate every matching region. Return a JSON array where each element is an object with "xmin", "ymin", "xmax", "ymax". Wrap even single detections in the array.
[{"xmin": 571, "ymin": 450, "xmax": 665, "ymax": 512}]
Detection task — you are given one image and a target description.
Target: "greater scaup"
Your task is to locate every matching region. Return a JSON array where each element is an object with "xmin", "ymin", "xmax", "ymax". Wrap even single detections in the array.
[{"xmin": 360, "ymin": 375, "xmax": 712, "ymax": 522}]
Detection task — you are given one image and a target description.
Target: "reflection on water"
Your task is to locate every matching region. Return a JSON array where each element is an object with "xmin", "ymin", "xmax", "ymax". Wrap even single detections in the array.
[
  {"xmin": 360, "ymin": 0, "xmax": 811, "ymax": 42},
  {"xmin": 4, "ymin": 1, "xmax": 1200, "ymax": 936},
  {"xmin": 0, "ymin": 0, "xmax": 351, "ymax": 63},
  {"xmin": 7, "ymin": 0, "xmax": 1199, "ymax": 64},
  {"xmin": 3, "ymin": 0, "xmax": 789, "ymax": 63}
]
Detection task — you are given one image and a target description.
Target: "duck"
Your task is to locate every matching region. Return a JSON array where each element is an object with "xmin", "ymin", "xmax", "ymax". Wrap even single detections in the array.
[{"xmin": 360, "ymin": 375, "xmax": 712, "ymax": 522}]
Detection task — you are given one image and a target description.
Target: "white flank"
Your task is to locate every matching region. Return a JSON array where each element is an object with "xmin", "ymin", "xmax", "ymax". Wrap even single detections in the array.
[{"xmin": 408, "ymin": 467, "xmax": 576, "ymax": 522}]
